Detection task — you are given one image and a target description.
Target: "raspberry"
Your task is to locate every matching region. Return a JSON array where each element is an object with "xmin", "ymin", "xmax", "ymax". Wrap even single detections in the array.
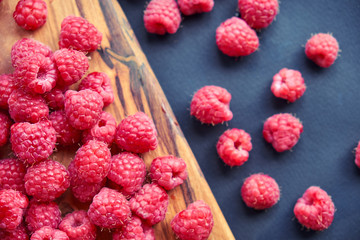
[
  {"xmin": 0, "ymin": 74, "xmax": 17, "ymax": 110},
  {"xmin": 73, "ymin": 140, "xmax": 111, "ymax": 183},
  {"xmin": 294, "ymin": 186, "xmax": 335, "ymax": 231},
  {"xmin": 216, "ymin": 17, "xmax": 259, "ymax": 57},
  {"xmin": 0, "ymin": 189, "xmax": 28, "ymax": 230},
  {"xmin": 31, "ymin": 227, "xmax": 69, "ymax": 240},
  {"xmin": 43, "ymin": 86, "xmax": 67, "ymax": 110},
  {"xmin": 171, "ymin": 200, "xmax": 214, "ymax": 240},
  {"xmin": 78, "ymin": 72, "xmax": 114, "ymax": 107},
  {"xmin": 129, "ymin": 183, "xmax": 169, "ymax": 226},
  {"xmin": 0, "ymin": 112, "xmax": 12, "ymax": 147},
  {"xmin": 53, "ymin": 49, "xmax": 89, "ymax": 87},
  {"xmin": 107, "ymin": 152, "xmax": 146, "ymax": 198},
  {"xmin": 0, "ymin": 223, "xmax": 29, "ymax": 240},
  {"xmin": 25, "ymin": 200, "xmax": 61, "ymax": 233},
  {"xmin": 81, "ymin": 111, "xmax": 117, "ymax": 145},
  {"xmin": 216, "ymin": 128, "xmax": 252, "ymax": 167},
  {"xmin": 10, "ymin": 121, "xmax": 56, "ymax": 165},
  {"xmin": 49, "ymin": 110, "xmax": 81, "ymax": 146},
  {"xmin": 190, "ymin": 85, "xmax": 233, "ymax": 125},
  {"xmin": 59, "ymin": 16, "xmax": 102, "ymax": 53},
  {"xmin": 13, "ymin": 0, "xmax": 47, "ymax": 31},
  {"xmin": 88, "ymin": 187, "xmax": 131, "ymax": 229},
  {"xmin": 305, "ymin": 33, "xmax": 339, "ymax": 68},
  {"xmin": 0, "ymin": 158, "xmax": 26, "ymax": 194},
  {"xmin": 59, "ymin": 210, "xmax": 96, "ymax": 240},
  {"xmin": 177, "ymin": 0, "xmax": 214, "ymax": 15},
  {"xmin": 143, "ymin": 224, "xmax": 155, "ymax": 240},
  {"xmin": 271, "ymin": 68, "xmax": 306, "ymax": 103},
  {"xmin": 355, "ymin": 141, "xmax": 360, "ymax": 168},
  {"xmin": 64, "ymin": 89, "xmax": 104, "ymax": 130},
  {"xmin": 143, "ymin": 0, "xmax": 181, "ymax": 35},
  {"xmin": 263, "ymin": 113, "xmax": 303, "ymax": 152},
  {"xmin": 241, "ymin": 173, "xmax": 280, "ymax": 210},
  {"xmin": 115, "ymin": 112, "xmax": 158, "ymax": 153},
  {"xmin": 238, "ymin": 0, "xmax": 279, "ymax": 29},
  {"xmin": 149, "ymin": 155, "xmax": 187, "ymax": 190},
  {"xmin": 112, "ymin": 216, "xmax": 145, "ymax": 240},
  {"xmin": 8, "ymin": 88, "xmax": 49, "ymax": 123}
]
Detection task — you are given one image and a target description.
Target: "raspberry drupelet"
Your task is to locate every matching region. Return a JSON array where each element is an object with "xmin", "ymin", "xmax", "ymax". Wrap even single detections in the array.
[
  {"xmin": 13, "ymin": 0, "xmax": 47, "ymax": 31},
  {"xmin": 59, "ymin": 210, "xmax": 96, "ymax": 240},
  {"xmin": 305, "ymin": 33, "xmax": 339, "ymax": 68},
  {"xmin": 238, "ymin": 0, "xmax": 279, "ymax": 29}
]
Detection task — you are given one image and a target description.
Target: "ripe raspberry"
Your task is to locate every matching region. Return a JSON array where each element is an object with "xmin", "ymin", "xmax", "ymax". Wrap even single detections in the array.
[
  {"xmin": 0, "ymin": 158, "xmax": 26, "ymax": 193},
  {"xmin": 177, "ymin": 0, "xmax": 214, "ymax": 15},
  {"xmin": 78, "ymin": 72, "xmax": 114, "ymax": 107},
  {"xmin": 31, "ymin": 227, "xmax": 69, "ymax": 240},
  {"xmin": 143, "ymin": 224, "xmax": 155, "ymax": 240},
  {"xmin": 0, "ymin": 189, "xmax": 28, "ymax": 230},
  {"xmin": 64, "ymin": 90, "xmax": 104, "ymax": 130},
  {"xmin": 271, "ymin": 68, "xmax": 306, "ymax": 103},
  {"xmin": 8, "ymin": 88, "xmax": 49, "ymax": 123},
  {"xmin": 10, "ymin": 121, "xmax": 56, "ymax": 165},
  {"xmin": 216, "ymin": 128, "xmax": 252, "ymax": 167},
  {"xmin": 355, "ymin": 141, "xmax": 360, "ymax": 168},
  {"xmin": 216, "ymin": 17, "xmax": 259, "ymax": 57},
  {"xmin": 0, "ymin": 223, "xmax": 29, "ymax": 240},
  {"xmin": 190, "ymin": 85, "xmax": 233, "ymax": 125},
  {"xmin": 305, "ymin": 33, "xmax": 339, "ymax": 68},
  {"xmin": 241, "ymin": 173, "xmax": 280, "ymax": 210},
  {"xmin": 13, "ymin": 0, "xmax": 47, "ymax": 31},
  {"xmin": 59, "ymin": 16, "xmax": 102, "ymax": 53},
  {"xmin": 88, "ymin": 187, "xmax": 131, "ymax": 229},
  {"xmin": 107, "ymin": 152, "xmax": 146, "ymax": 198},
  {"xmin": 144, "ymin": 0, "xmax": 181, "ymax": 35},
  {"xmin": 150, "ymin": 155, "xmax": 187, "ymax": 190},
  {"xmin": 112, "ymin": 216, "xmax": 145, "ymax": 240},
  {"xmin": 0, "ymin": 74, "xmax": 17, "ymax": 110},
  {"xmin": 43, "ymin": 86, "xmax": 68, "ymax": 110},
  {"xmin": 171, "ymin": 200, "xmax": 214, "ymax": 240},
  {"xmin": 49, "ymin": 110, "xmax": 81, "ymax": 146},
  {"xmin": 25, "ymin": 200, "xmax": 61, "ymax": 233},
  {"xmin": 129, "ymin": 183, "xmax": 169, "ymax": 226},
  {"xmin": 294, "ymin": 186, "xmax": 335, "ymax": 231},
  {"xmin": 82, "ymin": 111, "xmax": 117, "ymax": 145},
  {"xmin": 0, "ymin": 112, "xmax": 12, "ymax": 147},
  {"xmin": 263, "ymin": 113, "xmax": 303, "ymax": 152},
  {"xmin": 115, "ymin": 112, "xmax": 158, "ymax": 153},
  {"xmin": 238, "ymin": 0, "xmax": 279, "ymax": 29},
  {"xmin": 59, "ymin": 210, "xmax": 96, "ymax": 240}
]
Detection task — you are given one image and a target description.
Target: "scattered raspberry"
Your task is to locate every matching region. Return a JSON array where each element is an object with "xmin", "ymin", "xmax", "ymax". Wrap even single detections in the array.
[
  {"xmin": 190, "ymin": 85, "xmax": 233, "ymax": 125},
  {"xmin": 355, "ymin": 141, "xmax": 360, "ymax": 168},
  {"xmin": 0, "ymin": 112, "xmax": 12, "ymax": 147},
  {"xmin": 143, "ymin": 0, "xmax": 181, "ymax": 35},
  {"xmin": 115, "ymin": 112, "xmax": 158, "ymax": 153},
  {"xmin": 82, "ymin": 111, "xmax": 117, "ymax": 145},
  {"xmin": 64, "ymin": 89, "xmax": 104, "ymax": 130},
  {"xmin": 49, "ymin": 110, "xmax": 81, "ymax": 146},
  {"xmin": 30, "ymin": 226, "xmax": 69, "ymax": 240},
  {"xmin": 0, "ymin": 74, "xmax": 17, "ymax": 110},
  {"xmin": 130, "ymin": 183, "xmax": 169, "ymax": 226},
  {"xmin": 0, "ymin": 158, "xmax": 26, "ymax": 193},
  {"xmin": 150, "ymin": 155, "xmax": 187, "ymax": 190},
  {"xmin": 78, "ymin": 72, "xmax": 114, "ymax": 107},
  {"xmin": 59, "ymin": 210, "xmax": 96, "ymax": 240},
  {"xmin": 0, "ymin": 223, "xmax": 29, "ymax": 240},
  {"xmin": 216, "ymin": 128, "xmax": 252, "ymax": 167},
  {"xmin": 112, "ymin": 216, "xmax": 145, "ymax": 240},
  {"xmin": 88, "ymin": 187, "xmax": 131, "ymax": 229},
  {"xmin": 0, "ymin": 189, "xmax": 28, "ymax": 230},
  {"xmin": 294, "ymin": 186, "xmax": 335, "ymax": 231},
  {"xmin": 263, "ymin": 113, "xmax": 303, "ymax": 152},
  {"xmin": 238, "ymin": 0, "xmax": 279, "ymax": 29},
  {"xmin": 177, "ymin": 0, "xmax": 214, "ymax": 15},
  {"xmin": 13, "ymin": 0, "xmax": 47, "ymax": 31},
  {"xmin": 171, "ymin": 200, "xmax": 214, "ymax": 240},
  {"xmin": 25, "ymin": 200, "xmax": 61, "ymax": 233},
  {"xmin": 59, "ymin": 16, "xmax": 102, "ymax": 53},
  {"xmin": 216, "ymin": 17, "xmax": 259, "ymax": 57},
  {"xmin": 241, "ymin": 173, "xmax": 280, "ymax": 210},
  {"xmin": 271, "ymin": 68, "xmax": 306, "ymax": 103},
  {"xmin": 305, "ymin": 33, "xmax": 339, "ymax": 68},
  {"xmin": 43, "ymin": 86, "xmax": 67, "ymax": 110}
]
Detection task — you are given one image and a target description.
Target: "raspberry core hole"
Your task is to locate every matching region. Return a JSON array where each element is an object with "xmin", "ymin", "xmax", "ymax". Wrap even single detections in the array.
[
  {"xmin": 72, "ymin": 219, "xmax": 83, "ymax": 227},
  {"xmin": 234, "ymin": 140, "xmax": 242, "ymax": 150},
  {"xmin": 98, "ymin": 119, "xmax": 106, "ymax": 127}
]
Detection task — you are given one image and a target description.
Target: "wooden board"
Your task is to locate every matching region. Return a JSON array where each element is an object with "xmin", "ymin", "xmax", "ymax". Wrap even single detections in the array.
[{"xmin": 0, "ymin": 0, "xmax": 235, "ymax": 239}]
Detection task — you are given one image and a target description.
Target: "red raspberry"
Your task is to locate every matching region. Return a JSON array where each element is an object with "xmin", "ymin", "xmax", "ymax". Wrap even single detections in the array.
[
  {"xmin": 271, "ymin": 68, "xmax": 306, "ymax": 103},
  {"xmin": 59, "ymin": 16, "xmax": 102, "ymax": 53},
  {"xmin": 49, "ymin": 110, "xmax": 81, "ymax": 146},
  {"xmin": 263, "ymin": 113, "xmax": 303, "ymax": 152},
  {"xmin": 171, "ymin": 200, "xmax": 214, "ymax": 240},
  {"xmin": 13, "ymin": 0, "xmax": 47, "ymax": 31},
  {"xmin": 216, "ymin": 128, "xmax": 252, "ymax": 167},
  {"xmin": 112, "ymin": 216, "xmax": 145, "ymax": 240},
  {"xmin": 59, "ymin": 210, "xmax": 96, "ymax": 240},
  {"xmin": 25, "ymin": 200, "xmax": 61, "ymax": 233},
  {"xmin": 143, "ymin": 224, "xmax": 155, "ymax": 240},
  {"xmin": 81, "ymin": 111, "xmax": 117, "ymax": 146},
  {"xmin": 190, "ymin": 85, "xmax": 233, "ymax": 125},
  {"xmin": 0, "ymin": 189, "xmax": 28, "ymax": 230},
  {"xmin": 129, "ymin": 183, "xmax": 169, "ymax": 226},
  {"xmin": 241, "ymin": 173, "xmax": 280, "ymax": 210},
  {"xmin": 107, "ymin": 152, "xmax": 146, "ymax": 198},
  {"xmin": 64, "ymin": 90, "xmax": 104, "ymax": 130},
  {"xmin": 73, "ymin": 140, "xmax": 111, "ymax": 183},
  {"xmin": 78, "ymin": 72, "xmax": 114, "ymax": 107},
  {"xmin": 177, "ymin": 0, "xmax": 214, "ymax": 15},
  {"xmin": 294, "ymin": 186, "xmax": 335, "ymax": 231},
  {"xmin": 0, "ymin": 112, "xmax": 12, "ymax": 147},
  {"xmin": 0, "ymin": 74, "xmax": 17, "ymax": 110},
  {"xmin": 305, "ymin": 33, "xmax": 339, "ymax": 68},
  {"xmin": 355, "ymin": 141, "xmax": 360, "ymax": 168},
  {"xmin": 216, "ymin": 17, "xmax": 259, "ymax": 57},
  {"xmin": 149, "ymin": 155, "xmax": 187, "ymax": 190},
  {"xmin": 115, "ymin": 112, "xmax": 158, "ymax": 153},
  {"xmin": 8, "ymin": 88, "xmax": 49, "ymax": 123},
  {"xmin": 88, "ymin": 187, "xmax": 131, "ymax": 229},
  {"xmin": 144, "ymin": 0, "xmax": 181, "ymax": 35},
  {"xmin": 43, "ymin": 86, "xmax": 67, "ymax": 110},
  {"xmin": 0, "ymin": 223, "xmax": 29, "ymax": 240},
  {"xmin": 0, "ymin": 158, "xmax": 26, "ymax": 193},
  {"xmin": 31, "ymin": 227, "xmax": 68, "ymax": 240},
  {"xmin": 53, "ymin": 49, "xmax": 89, "ymax": 87},
  {"xmin": 238, "ymin": 0, "xmax": 279, "ymax": 29}
]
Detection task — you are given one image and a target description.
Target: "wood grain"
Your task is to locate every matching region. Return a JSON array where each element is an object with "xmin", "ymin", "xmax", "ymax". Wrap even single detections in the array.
[{"xmin": 0, "ymin": 0, "xmax": 235, "ymax": 239}]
